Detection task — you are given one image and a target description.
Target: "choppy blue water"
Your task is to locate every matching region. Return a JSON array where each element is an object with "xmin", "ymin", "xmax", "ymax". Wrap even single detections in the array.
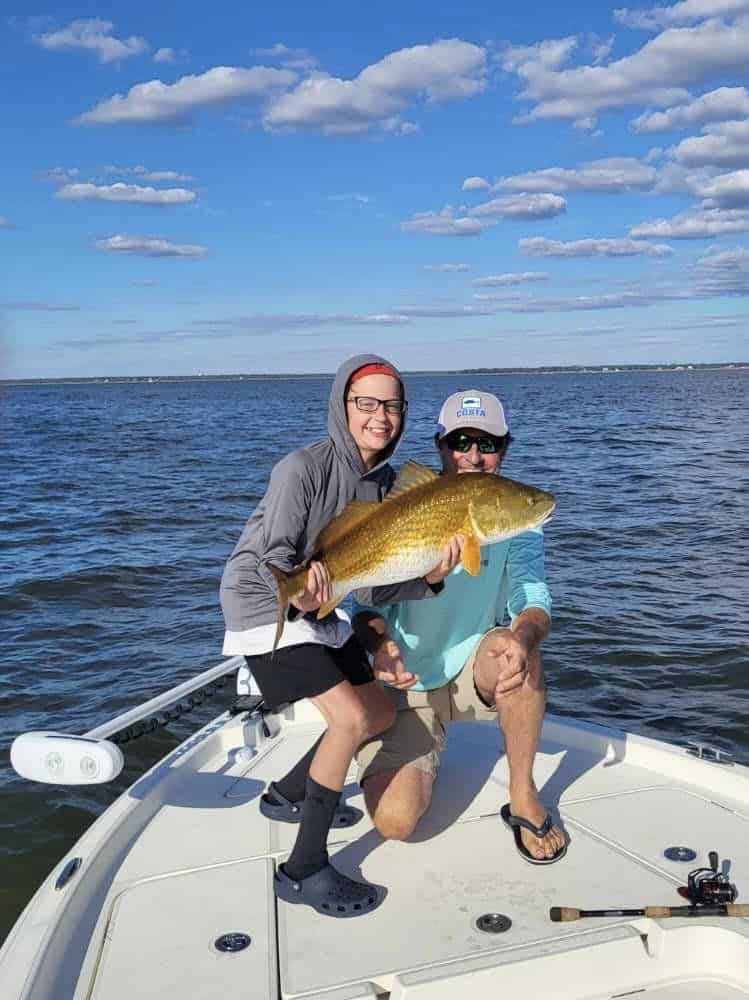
[{"xmin": 1, "ymin": 370, "xmax": 747, "ymax": 941}]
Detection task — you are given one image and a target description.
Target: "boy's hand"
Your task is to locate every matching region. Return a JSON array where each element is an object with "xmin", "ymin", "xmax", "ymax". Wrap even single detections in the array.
[
  {"xmin": 290, "ymin": 560, "xmax": 332, "ymax": 612},
  {"xmin": 425, "ymin": 534, "xmax": 464, "ymax": 585},
  {"xmin": 374, "ymin": 638, "xmax": 419, "ymax": 690}
]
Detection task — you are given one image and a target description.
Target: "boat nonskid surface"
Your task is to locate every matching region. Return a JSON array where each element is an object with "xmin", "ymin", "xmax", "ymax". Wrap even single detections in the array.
[{"xmin": 3, "ymin": 678, "xmax": 749, "ymax": 1000}]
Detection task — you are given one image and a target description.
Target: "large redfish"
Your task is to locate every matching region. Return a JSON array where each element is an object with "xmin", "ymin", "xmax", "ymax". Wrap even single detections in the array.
[{"xmin": 271, "ymin": 461, "xmax": 555, "ymax": 649}]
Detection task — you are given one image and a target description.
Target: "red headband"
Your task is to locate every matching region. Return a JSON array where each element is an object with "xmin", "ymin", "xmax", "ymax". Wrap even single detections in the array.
[{"xmin": 349, "ymin": 363, "xmax": 399, "ymax": 382}]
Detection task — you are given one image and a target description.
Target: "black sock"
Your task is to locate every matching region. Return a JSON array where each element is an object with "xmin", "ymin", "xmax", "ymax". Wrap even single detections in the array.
[
  {"xmin": 283, "ymin": 777, "xmax": 340, "ymax": 881},
  {"xmin": 271, "ymin": 735, "xmax": 323, "ymax": 804}
]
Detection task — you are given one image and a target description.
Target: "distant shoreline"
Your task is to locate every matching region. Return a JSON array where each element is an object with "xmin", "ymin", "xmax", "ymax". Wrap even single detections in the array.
[{"xmin": 1, "ymin": 362, "xmax": 747, "ymax": 387}]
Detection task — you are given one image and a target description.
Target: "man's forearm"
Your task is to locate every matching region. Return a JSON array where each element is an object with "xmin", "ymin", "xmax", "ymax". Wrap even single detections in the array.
[
  {"xmin": 510, "ymin": 607, "xmax": 550, "ymax": 650},
  {"xmin": 352, "ymin": 611, "xmax": 390, "ymax": 654}
]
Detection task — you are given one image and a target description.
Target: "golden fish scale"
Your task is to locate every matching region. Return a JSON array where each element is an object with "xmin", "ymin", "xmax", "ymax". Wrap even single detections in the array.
[{"xmin": 322, "ymin": 474, "xmax": 490, "ymax": 585}]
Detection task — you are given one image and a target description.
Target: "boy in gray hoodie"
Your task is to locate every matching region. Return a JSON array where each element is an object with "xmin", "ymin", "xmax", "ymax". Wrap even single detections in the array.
[{"xmin": 220, "ymin": 354, "xmax": 439, "ymax": 917}]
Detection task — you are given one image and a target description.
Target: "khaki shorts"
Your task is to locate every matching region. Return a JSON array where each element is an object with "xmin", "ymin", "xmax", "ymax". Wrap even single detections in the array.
[{"xmin": 356, "ymin": 628, "xmax": 501, "ymax": 784}]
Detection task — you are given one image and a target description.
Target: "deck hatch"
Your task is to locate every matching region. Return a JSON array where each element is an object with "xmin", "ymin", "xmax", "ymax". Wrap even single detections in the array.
[
  {"xmin": 87, "ymin": 859, "xmax": 276, "ymax": 1000},
  {"xmin": 562, "ymin": 787, "xmax": 748, "ymax": 883}
]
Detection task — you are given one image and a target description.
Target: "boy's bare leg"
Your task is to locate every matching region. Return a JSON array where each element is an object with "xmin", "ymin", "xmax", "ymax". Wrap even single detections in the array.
[
  {"xmin": 363, "ymin": 765, "xmax": 434, "ymax": 840},
  {"xmin": 281, "ymin": 680, "xmax": 395, "ymax": 893},
  {"xmin": 310, "ymin": 680, "xmax": 395, "ymax": 789},
  {"xmin": 473, "ymin": 640, "xmax": 564, "ymax": 860}
]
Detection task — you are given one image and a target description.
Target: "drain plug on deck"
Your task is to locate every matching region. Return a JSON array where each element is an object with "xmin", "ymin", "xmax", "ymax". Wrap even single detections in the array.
[
  {"xmin": 476, "ymin": 913, "xmax": 512, "ymax": 934},
  {"xmin": 214, "ymin": 932, "xmax": 252, "ymax": 952}
]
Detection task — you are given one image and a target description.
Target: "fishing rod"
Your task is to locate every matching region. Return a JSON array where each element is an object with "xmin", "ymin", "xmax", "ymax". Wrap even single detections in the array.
[
  {"xmin": 551, "ymin": 904, "xmax": 749, "ymax": 922},
  {"xmin": 551, "ymin": 850, "xmax": 748, "ymax": 922}
]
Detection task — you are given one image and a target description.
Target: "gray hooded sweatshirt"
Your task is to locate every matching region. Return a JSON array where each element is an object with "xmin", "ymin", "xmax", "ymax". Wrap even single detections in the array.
[{"xmin": 220, "ymin": 354, "xmax": 436, "ymax": 642}]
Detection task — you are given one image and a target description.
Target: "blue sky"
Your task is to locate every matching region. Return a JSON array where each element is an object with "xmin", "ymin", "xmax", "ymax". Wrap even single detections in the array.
[{"xmin": 2, "ymin": 0, "xmax": 749, "ymax": 377}]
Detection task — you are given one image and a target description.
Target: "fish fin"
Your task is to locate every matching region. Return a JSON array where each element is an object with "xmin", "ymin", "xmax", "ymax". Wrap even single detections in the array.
[
  {"xmin": 461, "ymin": 533, "xmax": 481, "ymax": 576},
  {"xmin": 268, "ymin": 564, "xmax": 289, "ymax": 654},
  {"xmin": 312, "ymin": 501, "xmax": 379, "ymax": 552},
  {"xmin": 385, "ymin": 460, "xmax": 439, "ymax": 501},
  {"xmin": 316, "ymin": 594, "xmax": 346, "ymax": 619}
]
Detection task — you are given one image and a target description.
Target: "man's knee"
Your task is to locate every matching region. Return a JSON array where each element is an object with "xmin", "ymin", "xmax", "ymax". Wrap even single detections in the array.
[
  {"xmin": 373, "ymin": 799, "xmax": 421, "ymax": 841},
  {"xmin": 363, "ymin": 767, "xmax": 433, "ymax": 840},
  {"xmin": 480, "ymin": 649, "xmax": 547, "ymax": 707}
]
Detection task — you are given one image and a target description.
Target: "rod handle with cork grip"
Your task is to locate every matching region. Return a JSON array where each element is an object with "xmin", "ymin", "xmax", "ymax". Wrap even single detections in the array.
[{"xmin": 550, "ymin": 904, "xmax": 749, "ymax": 922}]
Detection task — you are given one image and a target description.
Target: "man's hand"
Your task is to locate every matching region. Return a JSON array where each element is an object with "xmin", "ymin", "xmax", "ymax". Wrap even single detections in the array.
[
  {"xmin": 425, "ymin": 534, "xmax": 464, "ymax": 585},
  {"xmin": 373, "ymin": 638, "xmax": 419, "ymax": 690},
  {"xmin": 290, "ymin": 559, "xmax": 331, "ymax": 613},
  {"xmin": 484, "ymin": 627, "xmax": 534, "ymax": 699}
]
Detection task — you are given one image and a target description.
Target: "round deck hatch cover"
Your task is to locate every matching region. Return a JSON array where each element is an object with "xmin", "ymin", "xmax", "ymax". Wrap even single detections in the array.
[
  {"xmin": 476, "ymin": 913, "xmax": 512, "ymax": 933},
  {"xmin": 215, "ymin": 932, "xmax": 252, "ymax": 952},
  {"xmin": 664, "ymin": 846, "xmax": 697, "ymax": 862}
]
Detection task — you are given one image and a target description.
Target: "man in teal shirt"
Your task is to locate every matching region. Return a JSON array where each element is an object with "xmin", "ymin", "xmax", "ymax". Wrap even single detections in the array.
[{"xmin": 352, "ymin": 390, "xmax": 566, "ymax": 864}]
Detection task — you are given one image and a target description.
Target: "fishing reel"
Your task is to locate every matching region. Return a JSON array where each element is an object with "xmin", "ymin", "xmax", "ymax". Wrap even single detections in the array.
[{"xmin": 678, "ymin": 850, "xmax": 738, "ymax": 906}]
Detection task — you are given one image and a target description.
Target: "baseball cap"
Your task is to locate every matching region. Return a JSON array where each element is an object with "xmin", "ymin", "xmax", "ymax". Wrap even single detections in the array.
[{"xmin": 436, "ymin": 390, "xmax": 509, "ymax": 440}]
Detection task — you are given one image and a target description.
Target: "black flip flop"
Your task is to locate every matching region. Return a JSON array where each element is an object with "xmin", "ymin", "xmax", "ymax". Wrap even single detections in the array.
[
  {"xmin": 500, "ymin": 802, "xmax": 567, "ymax": 865},
  {"xmin": 259, "ymin": 783, "xmax": 363, "ymax": 827},
  {"xmin": 274, "ymin": 862, "xmax": 385, "ymax": 918}
]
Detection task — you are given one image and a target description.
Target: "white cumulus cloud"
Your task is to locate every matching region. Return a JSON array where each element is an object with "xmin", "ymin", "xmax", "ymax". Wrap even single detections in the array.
[
  {"xmin": 41, "ymin": 166, "xmax": 81, "ymax": 184},
  {"xmin": 401, "ymin": 209, "xmax": 483, "ymax": 236},
  {"xmin": 144, "ymin": 170, "xmax": 194, "ymax": 182},
  {"xmin": 473, "ymin": 271, "xmax": 548, "ymax": 286},
  {"xmin": 264, "ymin": 39, "xmax": 486, "ymax": 135},
  {"xmin": 462, "ymin": 176, "xmax": 491, "ymax": 191},
  {"xmin": 254, "ymin": 43, "xmax": 318, "ymax": 70},
  {"xmin": 632, "ymin": 86, "xmax": 749, "ymax": 132},
  {"xmin": 502, "ymin": 15, "xmax": 749, "ymax": 126},
  {"xmin": 95, "ymin": 234, "xmax": 208, "ymax": 257},
  {"xmin": 614, "ymin": 1, "xmax": 749, "ymax": 31},
  {"xmin": 76, "ymin": 66, "xmax": 297, "ymax": 125},
  {"xmin": 592, "ymin": 34, "xmax": 616, "ymax": 64},
  {"xmin": 153, "ymin": 48, "xmax": 176, "ymax": 64},
  {"xmin": 671, "ymin": 118, "xmax": 749, "ymax": 167},
  {"xmin": 57, "ymin": 183, "xmax": 196, "ymax": 205},
  {"xmin": 697, "ymin": 168, "xmax": 749, "ymax": 206},
  {"xmin": 34, "ymin": 18, "xmax": 148, "ymax": 64},
  {"xmin": 497, "ymin": 158, "xmax": 657, "ymax": 193},
  {"xmin": 630, "ymin": 206, "xmax": 749, "ymax": 237},
  {"xmin": 520, "ymin": 236, "xmax": 673, "ymax": 257},
  {"xmin": 469, "ymin": 193, "xmax": 567, "ymax": 219}
]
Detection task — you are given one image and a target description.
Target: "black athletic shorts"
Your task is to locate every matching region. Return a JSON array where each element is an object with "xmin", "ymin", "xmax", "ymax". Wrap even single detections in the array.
[{"xmin": 245, "ymin": 637, "xmax": 373, "ymax": 712}]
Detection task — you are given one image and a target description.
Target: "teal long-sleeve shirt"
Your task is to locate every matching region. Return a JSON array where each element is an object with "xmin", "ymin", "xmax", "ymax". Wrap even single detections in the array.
[{"xmin": 351, "ymin": 527, "xmax": 551, "ymax": 691}]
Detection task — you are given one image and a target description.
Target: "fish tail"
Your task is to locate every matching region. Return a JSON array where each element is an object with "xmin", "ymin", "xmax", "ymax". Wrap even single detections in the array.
[
  {"xmin": 269, "ymin": 564, "xmax": 308, "ymax": 654},
  {"xmin": 268, "ymin": 564, "xmax": 289, "ymax": 655}
]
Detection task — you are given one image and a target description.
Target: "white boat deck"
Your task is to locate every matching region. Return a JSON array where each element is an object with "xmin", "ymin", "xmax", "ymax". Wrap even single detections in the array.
[{"xmin": 4, "ymin": 707, "xmax": 749, "ymax": 999}]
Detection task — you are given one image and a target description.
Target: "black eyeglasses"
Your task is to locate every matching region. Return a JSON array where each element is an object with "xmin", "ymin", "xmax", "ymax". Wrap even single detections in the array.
[
  {"xmin": 347, "ymin": 396, "xmax": 407, "ymax": 415},
  {"xmin": 443, "ymin": 430, "xmax": 508, "ymax": 454}
]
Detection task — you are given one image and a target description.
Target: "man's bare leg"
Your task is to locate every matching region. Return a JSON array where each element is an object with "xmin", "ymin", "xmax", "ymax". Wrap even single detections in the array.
[
  {"xmin": 473, "ymin": 639, "xmax": 564, "ymax": 860},
  {"xmin": 363, "ymin": 765, "xmax": 434, "ymax": 841}
]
